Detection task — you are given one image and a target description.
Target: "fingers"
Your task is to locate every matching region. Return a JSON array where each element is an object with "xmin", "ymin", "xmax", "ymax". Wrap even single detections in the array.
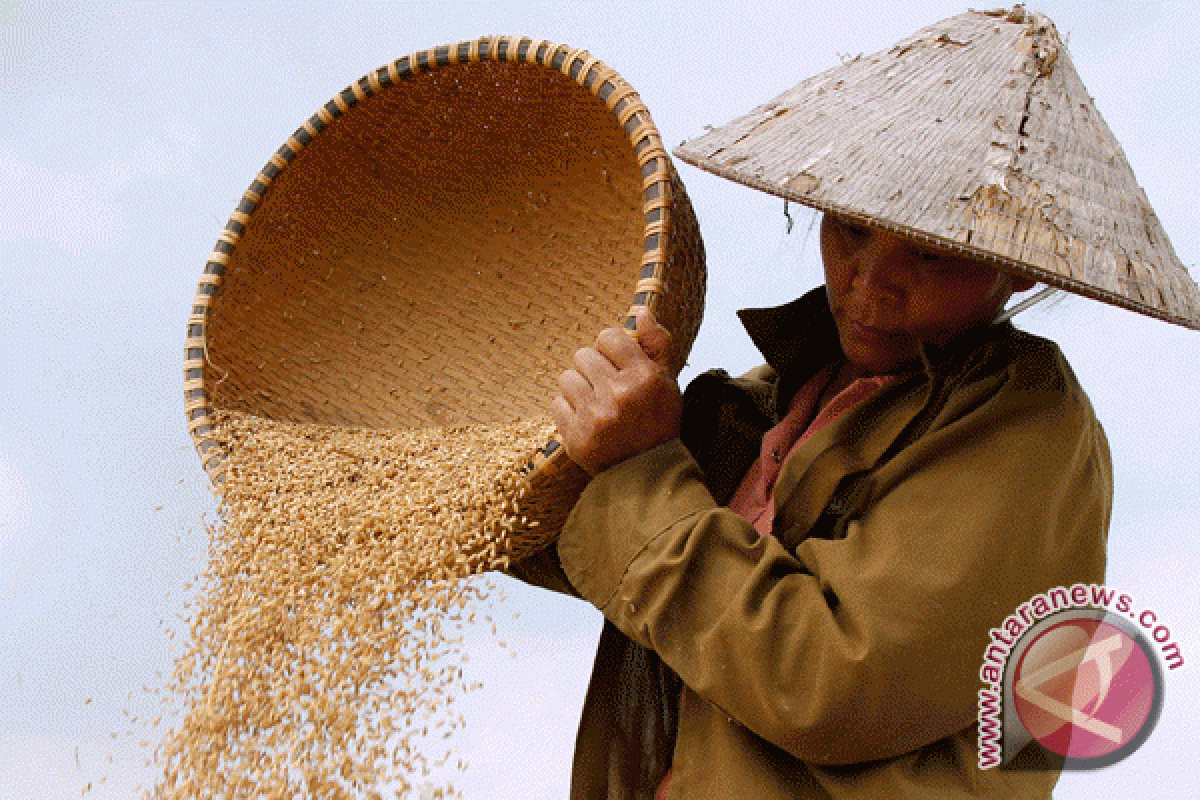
[
  {"xmin": 555, "ymin": 362, "xmax": 593, "ymax": 410},
  {"xmin": 592, "ymin": 326, "xmax": 643, "ymax": 370},
  {"xmin": 631, "ymin": 308, "xmax": 672, "ymax": 367},
  {"xmin": 549, "ymin": 309, "xmax": 680, "ymax": 475},
  {"xmin": 548, "ymin": 392, "xmax": 577, "ymax": 450},
  {"xmin": 552, "ymin": 364, "xmax": 609, "ymax": 475},
  {"xmin": 572, "ymin": 342, "xmax": 618, "ymax": 386},
  {"xmin": 592, "ymin": 309, "xmax": 673, "ymax": 371}
]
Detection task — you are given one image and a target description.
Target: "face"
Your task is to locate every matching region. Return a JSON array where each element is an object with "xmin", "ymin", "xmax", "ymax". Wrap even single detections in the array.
[{"xmin": 820, "ymin": 214, "xmax": 1028, "ymax": 374}]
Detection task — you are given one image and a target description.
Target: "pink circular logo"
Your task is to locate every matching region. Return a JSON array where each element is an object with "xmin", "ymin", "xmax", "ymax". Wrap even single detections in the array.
[{"xmin": 1012, "ymin": 617, "xmax": 1159, "ymax": 761}]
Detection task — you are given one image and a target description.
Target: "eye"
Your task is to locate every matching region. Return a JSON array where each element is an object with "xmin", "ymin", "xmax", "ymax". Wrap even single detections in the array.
[
  {"xmin": 837, "ymin": 220, "xmax": 871, "ymax": 242},
  {"xmin": 921, "ymin": 256, "xmax": 953, "ymax": 271},
  {"xmin": 916, "ymin": 249, "xmax": 961, "ymax": 275}
]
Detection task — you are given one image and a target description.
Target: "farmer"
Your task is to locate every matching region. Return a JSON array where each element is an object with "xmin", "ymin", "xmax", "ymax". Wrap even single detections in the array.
[{"xmin": 515, "ymin": 7, "xmax": 1199, "ymax": 798}]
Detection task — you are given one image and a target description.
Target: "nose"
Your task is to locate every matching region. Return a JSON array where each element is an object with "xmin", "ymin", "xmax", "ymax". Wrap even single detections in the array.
[{"xmin": 854, "ymin": 257, "xmax": 895, "ymax": 295}]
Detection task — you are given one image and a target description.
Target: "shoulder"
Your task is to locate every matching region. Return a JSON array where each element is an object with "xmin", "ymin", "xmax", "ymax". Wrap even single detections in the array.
[
  {"xmin": 685, "ymin": 363, "xmax": 779, "ymax": 390},
  {"xmin": 679, "ymin": 365, "xmax": 779, "ymax": 503},
  {"xmin": 682, "ymin": 364, "xmax": 778, "ymax": 419},
  {"xmin": 950, "ymin": 326, "xmax": 1096, "ymax": 418},
  {"xmin": 935, "ymin": 326, "xmax": 1109, "ymax": 467},
  {"xmin": 993, "ymin": 327, "xmax": 1078, "ymax": 394}
]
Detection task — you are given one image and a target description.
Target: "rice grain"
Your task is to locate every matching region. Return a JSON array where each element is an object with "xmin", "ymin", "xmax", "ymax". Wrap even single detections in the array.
[{"xmin": 155, "ymin": 411, "xmax": 556, "ymax": 798}]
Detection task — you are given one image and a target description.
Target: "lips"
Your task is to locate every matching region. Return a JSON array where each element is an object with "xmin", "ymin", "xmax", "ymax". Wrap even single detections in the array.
[{"xmin": 846, "ymin": 319, "xmax": 903, "ymax": 341}]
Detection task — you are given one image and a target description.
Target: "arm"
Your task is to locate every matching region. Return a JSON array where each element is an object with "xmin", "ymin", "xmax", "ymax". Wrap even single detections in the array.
[
  {"xmin": 509, "ymin": 307, "xmax": 680, "ymax": 597},
  {"xmin": 505, "ymin": 540, "xmax": 581, "ymax": 599},
  {"xmin": 555, "ymin": 358, "xmax": 1110, "ymax": 766}
]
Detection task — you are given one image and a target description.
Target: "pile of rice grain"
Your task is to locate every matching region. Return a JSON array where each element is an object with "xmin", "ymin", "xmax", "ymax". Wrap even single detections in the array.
[{"xmin": 155, "ymin": 410, "xmax": 556, "ymax": 799}]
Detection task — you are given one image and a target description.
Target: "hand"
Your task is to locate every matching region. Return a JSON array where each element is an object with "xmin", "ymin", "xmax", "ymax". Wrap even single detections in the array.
[{"xmin": 551, "ymin": 308, "xmax": 683, "ymax": 476}]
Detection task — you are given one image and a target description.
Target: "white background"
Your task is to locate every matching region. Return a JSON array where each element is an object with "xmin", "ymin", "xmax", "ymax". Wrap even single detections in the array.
[{"xmin": 1, "ymin": 1, "xmax": 1197, "ymax": 797}]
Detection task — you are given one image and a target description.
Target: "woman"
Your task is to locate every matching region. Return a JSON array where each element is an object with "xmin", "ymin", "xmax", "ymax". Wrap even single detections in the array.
[
  {"xmin": 539, "ymin": 212, "xmax": 1108, "ymax": 798},
  {"xmin": 514, "ymin": 7, "xmax": 1197, "ymax": 798}
]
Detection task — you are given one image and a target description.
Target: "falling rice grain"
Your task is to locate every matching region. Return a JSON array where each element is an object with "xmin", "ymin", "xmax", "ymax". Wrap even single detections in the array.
[{"xmin": 155, "ymin": 410, "xmax": 556, "ymax": 798}]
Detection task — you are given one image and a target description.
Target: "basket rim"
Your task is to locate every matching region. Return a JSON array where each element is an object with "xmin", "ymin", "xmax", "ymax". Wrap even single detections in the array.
[{"xmin": 183, "ymin": 35, "xmax": 684, "ymax": 485}]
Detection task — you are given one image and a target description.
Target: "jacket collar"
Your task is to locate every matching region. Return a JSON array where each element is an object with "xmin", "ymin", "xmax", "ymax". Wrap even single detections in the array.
[
  {"xmin": 736, "ymin": 286, "xmax": 1015, "ymax": 404},
  {"xmin": 737, "ymin": 288, "xmax": 842, "ymax": 382}
]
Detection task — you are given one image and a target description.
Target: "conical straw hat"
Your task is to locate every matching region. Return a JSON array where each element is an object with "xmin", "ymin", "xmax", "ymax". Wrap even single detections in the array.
[
  {"xmin": 674, "ymin": 6, "xmax": 1200, "ymax": 330},
  {"xmin": 184, "ymin": 36, "xmax": 706, "ymax": 556}
]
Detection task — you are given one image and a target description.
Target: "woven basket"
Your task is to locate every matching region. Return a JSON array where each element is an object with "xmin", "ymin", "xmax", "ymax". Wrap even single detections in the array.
[{"xmin": 183, "ymin": 36, "xmax": 706, "ymax": 557}]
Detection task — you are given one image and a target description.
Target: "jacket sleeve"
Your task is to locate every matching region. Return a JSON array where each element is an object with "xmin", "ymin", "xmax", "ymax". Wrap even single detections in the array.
[
  {"xmin": 554, "ymin": 376, "xmax": 1111, "ymax": 766},
  {"xmin": 506, "ymin": 541, "xmax": 582, "ymax": 599}
]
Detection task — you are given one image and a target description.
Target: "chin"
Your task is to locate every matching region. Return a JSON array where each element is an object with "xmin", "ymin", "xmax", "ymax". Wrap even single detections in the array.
[
  {"xmin": 849, "ymin": 356, "xmax": 902, "ymax": 376},
  {"xmin": 839, "ymin": 337, "xmax": 916, "ymax": 376}
]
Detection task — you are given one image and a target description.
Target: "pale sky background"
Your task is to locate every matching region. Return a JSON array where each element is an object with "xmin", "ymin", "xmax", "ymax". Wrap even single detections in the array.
[{"xmin": 1, "ymin": 1, "xmax": 1197, "ymax": 798}]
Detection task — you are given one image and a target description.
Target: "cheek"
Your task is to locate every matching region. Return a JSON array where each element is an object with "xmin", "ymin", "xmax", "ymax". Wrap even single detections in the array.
[
  {"xmin": 820, "ymin": 237, "xmax": 854, "ymax": 302},
  {"xmin": 907, "ymin": 279, "xmax": 1005, "ymax": 334}
]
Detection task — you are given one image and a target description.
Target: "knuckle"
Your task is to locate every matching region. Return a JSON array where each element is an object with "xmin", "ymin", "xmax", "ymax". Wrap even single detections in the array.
[
  {"xmin": 625, "ymin": 362, "xmax": 658, "ymax": 388},
  {"xmin": 549, "ymin": 400, "xmax": 572, "ymax": 432},
  {"xmin": 591, "ymin": 401, "xmax": 619, "ymax": 431},
  {"xmin": 595, "ymin": 328, "xmax": 622, "ymax": 352},
  {"xmin": 606, "ymin": 384, "xmax": 630, "ymax": 410}
]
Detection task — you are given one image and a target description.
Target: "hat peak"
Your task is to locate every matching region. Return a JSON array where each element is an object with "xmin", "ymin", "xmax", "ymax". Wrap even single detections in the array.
[{"xmin": 674, "ymin": 7, "xmax": 1200, "ymax": 330}]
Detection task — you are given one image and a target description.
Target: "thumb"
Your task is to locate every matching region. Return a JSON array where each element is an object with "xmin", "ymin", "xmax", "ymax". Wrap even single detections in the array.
[{"xmin": 631, "ymin": 307, "xmax": 672, "ymax": 368}]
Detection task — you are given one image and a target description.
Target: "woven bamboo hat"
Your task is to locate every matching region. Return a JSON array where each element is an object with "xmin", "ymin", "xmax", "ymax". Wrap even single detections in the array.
[
  {"xmin": 674, "ymin": 6, "xmax": 1199, "ymax": 330},
  {"xmin": 184, "ymin": 36, "xmax": 706, "ymax": 553}
]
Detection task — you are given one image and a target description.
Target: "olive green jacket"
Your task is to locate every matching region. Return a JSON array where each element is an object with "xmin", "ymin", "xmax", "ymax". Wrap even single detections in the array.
[{"xmin": 513, "ymin": 289, "xmax": 1111, "ymax": 799}]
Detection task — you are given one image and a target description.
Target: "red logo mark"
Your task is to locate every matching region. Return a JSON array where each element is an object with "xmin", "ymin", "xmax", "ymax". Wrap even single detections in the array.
[{"xmin": 1012, "ymin": 617, "xmax": 1158, "ymax": 760}]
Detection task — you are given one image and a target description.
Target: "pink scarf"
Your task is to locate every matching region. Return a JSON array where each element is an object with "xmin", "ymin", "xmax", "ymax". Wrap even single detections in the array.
[{"xmin": 728, "ymin": 365, "xmax": 896, "ymax": 536}]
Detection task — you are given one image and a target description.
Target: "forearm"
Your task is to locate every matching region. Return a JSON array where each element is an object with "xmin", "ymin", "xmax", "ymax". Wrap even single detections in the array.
[
  {"xmin": 506, "ymin": 542, "xmax": 582, "ymax": 599},
  {"xmin": 555, "ymin": 400, "xmax": 1110, "ymax": 767},
  {"xmin": 555, "ymin": 439, "xmax": 943, "ymax": 765}
]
